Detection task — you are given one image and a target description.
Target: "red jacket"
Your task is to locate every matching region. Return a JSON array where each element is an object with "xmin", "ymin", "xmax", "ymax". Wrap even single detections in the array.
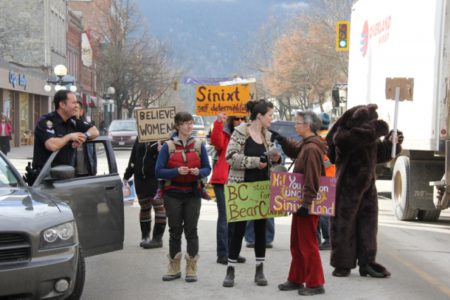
[
  {"xmin": 210, "ymin": 120, "xmax": 231, "ymax": 184},
  {"xmin": 0, "ymin": 122, "xmax": 12, "ymax": 137}
]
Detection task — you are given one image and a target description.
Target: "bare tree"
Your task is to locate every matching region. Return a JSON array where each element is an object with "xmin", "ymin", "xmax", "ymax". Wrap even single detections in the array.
[
  {"xmin": 95, "ymin": 0, "xmax": 180, "ymax": 119},
  {"xmin": 248, "ymin": 0, "xmax": 354, "ymax": 119}
]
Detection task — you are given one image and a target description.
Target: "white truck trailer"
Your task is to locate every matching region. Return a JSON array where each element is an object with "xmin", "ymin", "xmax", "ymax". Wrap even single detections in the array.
[{"xmin": 347, "ymin": 0, "xmax": 450, "ymax": 221}]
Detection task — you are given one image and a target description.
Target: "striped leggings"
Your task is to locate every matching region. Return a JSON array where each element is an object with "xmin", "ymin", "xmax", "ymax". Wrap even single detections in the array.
[{"xmin": 138, "ymin": 194, "xmax": 166, "ymax": 225}]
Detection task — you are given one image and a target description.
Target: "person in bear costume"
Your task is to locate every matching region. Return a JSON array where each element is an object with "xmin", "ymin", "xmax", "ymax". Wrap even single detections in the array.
[{"xmin": 326, "ymin": 104, "xmax": 403, "ymax": 278}]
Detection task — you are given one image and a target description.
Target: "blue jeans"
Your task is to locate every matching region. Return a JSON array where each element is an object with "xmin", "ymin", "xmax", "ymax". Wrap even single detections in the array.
[
  {"xmin": 245, "ymin": 218, "xmax": 275, "ymax": 244},
  {"xmin": 317, "ymin": 216, "xmax": 330, "ymax": 243},
  {"xmin": 214, "ymin": 184, "xmax": 232, "ymax": 257}
]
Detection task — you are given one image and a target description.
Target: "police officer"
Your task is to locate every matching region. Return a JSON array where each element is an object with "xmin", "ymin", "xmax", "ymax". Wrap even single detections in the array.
[{"xmin": 30, "ymin": 90, "xmax": 99, "ymax": 176}]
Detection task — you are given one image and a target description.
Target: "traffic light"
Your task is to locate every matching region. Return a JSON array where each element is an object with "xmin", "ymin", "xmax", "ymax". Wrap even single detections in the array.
[{"xmin": 336, "ymin": 21, "xmax": 350, "ymax": 51}]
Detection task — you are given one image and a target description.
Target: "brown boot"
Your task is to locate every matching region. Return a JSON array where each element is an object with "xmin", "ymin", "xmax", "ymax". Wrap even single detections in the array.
[
  {"xmin": 185, "ymin": 255, "xmax": 199, "ymax": 282},
  {"xmin": 162, "ymin": 253, "xmax": 181, "ymax": 281}
]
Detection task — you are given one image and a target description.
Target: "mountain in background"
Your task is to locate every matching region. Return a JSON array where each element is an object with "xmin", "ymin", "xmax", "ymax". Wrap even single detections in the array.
[{"xmin": 135, "ymin": 0, "xmax": 315, "ymax": 78}]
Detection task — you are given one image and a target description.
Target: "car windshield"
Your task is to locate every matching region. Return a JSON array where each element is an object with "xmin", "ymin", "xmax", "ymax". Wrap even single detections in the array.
[
  {"xmin": 109, "ymin": 121, "xmax": 137, "ymax": 132},
  {"xmin": 0, "ymin": 157, "xmax": 19, "ymax": 187},
  {"xmin": 193, "ymin": 116, "xmax": 204, "ymax": 126}
]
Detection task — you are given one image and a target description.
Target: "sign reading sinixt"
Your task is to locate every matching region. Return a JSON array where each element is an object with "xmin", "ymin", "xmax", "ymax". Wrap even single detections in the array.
[
  {"xmin": 195, "ymin": 84, "xmax": 251, "ymax": 116},
  {"xmin": 135, "ymin": 107, "xmax": 176, "ymax": 143}
]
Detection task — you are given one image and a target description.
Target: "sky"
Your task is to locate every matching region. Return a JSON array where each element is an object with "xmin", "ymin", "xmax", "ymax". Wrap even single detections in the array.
[{"xmin": 134, "ymin": 0, "xmax": 311, "ymax": 78}]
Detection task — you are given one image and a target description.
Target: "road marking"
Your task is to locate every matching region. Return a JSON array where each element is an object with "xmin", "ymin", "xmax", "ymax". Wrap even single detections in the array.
[{"xmin": 387, "ymin": 251, "xmax": 450, "ymax": 297}]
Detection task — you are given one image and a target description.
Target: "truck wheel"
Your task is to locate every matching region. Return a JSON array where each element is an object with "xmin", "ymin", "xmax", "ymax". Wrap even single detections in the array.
[
  {"xmin": 417, "ymin": 209, "xmax": 441, "ymax": 222},
  {"xmin": 392, "ymin": 156, "xmax": 418, "ymax": 220},
  {"xmin": 66, "ymin": 249, "xmax": 85, "ymax": 300}
]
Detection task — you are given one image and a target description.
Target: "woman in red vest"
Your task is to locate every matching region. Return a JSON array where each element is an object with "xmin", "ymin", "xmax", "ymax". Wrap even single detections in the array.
[
  {"xmin": 155, "ymin": 112, "xmax": 211, "ymax": 283},
  {"xmin": 210, "ymin": 113, "xmax": 246, "ymax": 265}
]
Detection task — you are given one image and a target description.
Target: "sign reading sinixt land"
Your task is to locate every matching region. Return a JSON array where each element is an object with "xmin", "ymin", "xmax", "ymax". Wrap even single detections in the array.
[
  {"xmin": 135, "ymin": 107, "xmax": 176, "ymax": 142},
  {"xmin": 195, "ymin": 84, "xmax": 251, "ymax": 116}
]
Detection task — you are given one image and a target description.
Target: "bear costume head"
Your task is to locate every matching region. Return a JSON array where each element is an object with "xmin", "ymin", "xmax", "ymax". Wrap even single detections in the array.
[{"xmin": 327, "ymin": 104, "xmax": 389, "ymax": 147}]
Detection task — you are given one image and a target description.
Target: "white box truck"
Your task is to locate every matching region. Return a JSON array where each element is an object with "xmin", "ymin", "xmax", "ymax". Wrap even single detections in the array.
[{"xmin": 347, "ymin": 0, "xmax": 450, "ymax": 221}]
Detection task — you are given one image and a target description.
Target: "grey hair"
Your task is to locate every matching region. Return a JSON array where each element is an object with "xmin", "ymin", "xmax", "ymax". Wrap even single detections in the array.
[{"xmin": 296, "ymin": 110, "xmax": 322, "ymax": 134}]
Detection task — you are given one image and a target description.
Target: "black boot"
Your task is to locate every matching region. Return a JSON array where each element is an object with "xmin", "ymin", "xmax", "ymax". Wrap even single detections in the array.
[
  {"xmin": 254, "ymin": 263, "xmax": 268, "ymax": 286},
  {"xmin": 222, "ymin": 266, "xmax": 235, "ymax": 287},
  {"xmin": 144, "ymin": 223, "xmax": 165, "ymax": 249},
  {"xmin": 139, "ymin": 222, "xmax": 151, "ymax": 248}
]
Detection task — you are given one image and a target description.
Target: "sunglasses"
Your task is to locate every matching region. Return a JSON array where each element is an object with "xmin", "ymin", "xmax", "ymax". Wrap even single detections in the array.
[{"xmin": 234, "ymin": 117, "xmax": 245, "ymax": 121}]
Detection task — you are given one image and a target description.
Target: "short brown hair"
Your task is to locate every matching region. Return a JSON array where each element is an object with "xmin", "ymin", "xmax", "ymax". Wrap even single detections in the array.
[{"xmin": 173, "ymin": 112, "xmax": 193, "ymax": 130}]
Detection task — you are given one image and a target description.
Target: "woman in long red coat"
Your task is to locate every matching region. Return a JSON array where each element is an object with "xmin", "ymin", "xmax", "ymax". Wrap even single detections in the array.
[{"xmin": 210, "ymin": 113, "xmax": 246, "ymax": 264}]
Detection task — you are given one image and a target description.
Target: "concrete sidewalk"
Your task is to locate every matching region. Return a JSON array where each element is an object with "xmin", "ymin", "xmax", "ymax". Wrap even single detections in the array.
[{"xmin": 7, "ymin": 145, "xmax": 33, "ymax": 159}]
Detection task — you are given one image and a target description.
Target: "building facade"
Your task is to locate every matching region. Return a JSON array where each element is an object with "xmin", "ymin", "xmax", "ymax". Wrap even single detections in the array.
[
  {"xmin": 0, "ymin": 59, "xmax": 51, "ymax": 146},
  {"xmin": 0, "ymin": 0, "xmax": 68, "ymax": 147}
]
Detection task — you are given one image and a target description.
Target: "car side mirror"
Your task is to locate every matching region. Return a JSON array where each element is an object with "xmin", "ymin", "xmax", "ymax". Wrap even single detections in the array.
[{"xmin": 48, "ymin": 165, "xmax": 76, "ymax": 181}]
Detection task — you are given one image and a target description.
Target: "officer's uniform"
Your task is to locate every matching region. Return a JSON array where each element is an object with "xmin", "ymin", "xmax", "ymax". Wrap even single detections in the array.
[{"xmin": 32, "ymin": 111, "xmax": 92, "ymax": 170}]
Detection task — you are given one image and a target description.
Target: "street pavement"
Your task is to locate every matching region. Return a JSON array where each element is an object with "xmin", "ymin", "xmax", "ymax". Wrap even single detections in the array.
[{"xmin": 7, "ymin": 147, "xmax": 450, "ymax": 300}]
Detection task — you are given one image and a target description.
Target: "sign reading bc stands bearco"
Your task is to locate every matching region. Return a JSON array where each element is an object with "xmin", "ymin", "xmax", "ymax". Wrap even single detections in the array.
[
  {"xmin": 224, "ymin": 180, "xmax": 286, "ymax": 222},
  {"xmin": 195, "ymin": 84, "xmax": 251, "ymax": 117},
  {"xmin": 135, "ymin": 107, "xmax": 176, "ymax": 143},
  {"xmin": 269, "ymin": 172, "xmax": 336, "ymax": 216}
]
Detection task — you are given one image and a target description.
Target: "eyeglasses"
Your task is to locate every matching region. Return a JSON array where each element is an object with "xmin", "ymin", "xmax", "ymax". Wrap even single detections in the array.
[
  {"xmin": 234, "ymin": 117, "xmax": 245, "ymax": 121},
  {"xmin": 296, "ymin": 122, "xmax": 307, "ymax": 125}
]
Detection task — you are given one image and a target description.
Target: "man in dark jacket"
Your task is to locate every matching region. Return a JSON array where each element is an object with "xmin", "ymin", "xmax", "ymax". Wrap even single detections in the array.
[{"xmin": 124, "ymin": 138, "xmax": 166, "ymax": 248}]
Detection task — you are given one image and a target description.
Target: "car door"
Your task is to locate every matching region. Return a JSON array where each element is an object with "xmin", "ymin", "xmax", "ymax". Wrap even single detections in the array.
[{"xmin": 32, "ymin": 138, "xmax": 124, "ymax": 257}]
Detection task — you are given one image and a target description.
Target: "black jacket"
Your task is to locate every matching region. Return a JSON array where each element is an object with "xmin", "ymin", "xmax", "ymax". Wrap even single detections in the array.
[{"xmin": 124, "ymin": 139, "xmax": 159, "ymax": 196}]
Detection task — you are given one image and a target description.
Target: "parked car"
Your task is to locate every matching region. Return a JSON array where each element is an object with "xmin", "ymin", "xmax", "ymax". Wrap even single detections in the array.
[
  {"xmin": 0, "ymin": 137, "xmax": 124, "ymax": 299},
  {"xmin": 270, "ymin": 120, "xmax": 302, "ymax": 142},
  {"xmin": 192, "ymin": 115, "xmax": 206, "ymax": 142},
  {"xmin": 108, "ymin": 119, "xmax": 138, "ymax": 148}
]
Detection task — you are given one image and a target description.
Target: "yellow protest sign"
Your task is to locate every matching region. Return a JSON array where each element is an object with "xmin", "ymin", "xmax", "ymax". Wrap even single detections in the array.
[
  {"xmin": 135, "ymin": 107, "xmax": 176, "ymax": 142},
  {"xmin": 195, "ymin": 84, "xmax": 250, "ymax": 116}
]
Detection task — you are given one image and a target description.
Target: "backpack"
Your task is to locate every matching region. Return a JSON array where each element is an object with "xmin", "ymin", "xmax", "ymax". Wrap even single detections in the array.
[{"xmin": 165, "ymin": 139, "xmax": 203, "ymax": 160}]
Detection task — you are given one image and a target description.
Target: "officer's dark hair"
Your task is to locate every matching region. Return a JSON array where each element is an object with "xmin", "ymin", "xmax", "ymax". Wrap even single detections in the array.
[
  {"xmin": 297, "ymin": 110, "xmax": 322, "ymax": 134},
  {"xmin": 246, "ymin": 99, "xmax": 274, "ymax": 121},
  {"xmin": 173, "ymin": 112, "xmax": 193, "ymax": 131},
  {"xmin": 53, "ymin": 90, "xmax": 74, "ymax": 110}
]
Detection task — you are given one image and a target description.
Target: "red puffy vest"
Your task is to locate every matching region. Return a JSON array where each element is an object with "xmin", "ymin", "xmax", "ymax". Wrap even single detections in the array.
[{"xmin": 165, "ymin": 139, "xmax": 202, "ymax": 191}]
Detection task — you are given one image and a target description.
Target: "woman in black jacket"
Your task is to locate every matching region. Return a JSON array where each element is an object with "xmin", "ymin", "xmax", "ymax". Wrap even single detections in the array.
[{"xmin": 124, "ymin": 138, "xmax": 166, "ymax": 248}]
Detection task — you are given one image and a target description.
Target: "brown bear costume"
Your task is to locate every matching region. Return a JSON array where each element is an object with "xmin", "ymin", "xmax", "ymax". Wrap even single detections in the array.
[{"xmin": 326, "ymin": 104, "xmax": 402, "ymax": 278}]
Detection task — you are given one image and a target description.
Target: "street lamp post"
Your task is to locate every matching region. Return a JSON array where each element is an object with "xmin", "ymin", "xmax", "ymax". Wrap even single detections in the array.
[
  {"xmin": 103, "ymin": 87, "xmax": 115, "ymax": 130},
  {"xmin": 43, "ymin": 64, "xmax": 77, "ymax": 93}
]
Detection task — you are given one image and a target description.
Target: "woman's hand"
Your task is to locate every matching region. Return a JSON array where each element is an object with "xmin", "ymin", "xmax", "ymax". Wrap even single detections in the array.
[
  {"xmin": 178, "ymin": 166, "xmax": 189, "ymax": 175},
  {"xmin": 270, "ymin": 154, "xmax": 281, "ymax": 164},
  {"xmin": 189, "ymin": 168, "xmax": 199, "ymax": 176},
  {"xmin": 217, "ymin": 113, "xmax": 227, "ymax": 122},
  {"xmin": 259, "ymin": 162, "xmax": 268, "ymax": 169}
]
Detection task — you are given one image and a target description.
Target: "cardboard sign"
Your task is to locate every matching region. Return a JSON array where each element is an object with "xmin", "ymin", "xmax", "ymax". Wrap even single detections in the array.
[
  {"xmin": 225, "ymin": 181, "xmax": 286, "ymax": 222},
  {"xmin": 195, "ymin": 84, "xmax": 250, "ymax": 116},
  {"xmin": 269, "ymin": 172, "xmax": 336, "ymax": 216},
  {"xmin": 385, "ymin": 77, "xmax": 414, "ymax": 101},
  {"xmin": 135, "ymin": 107, "xmax": 176, "ymax": 142}
]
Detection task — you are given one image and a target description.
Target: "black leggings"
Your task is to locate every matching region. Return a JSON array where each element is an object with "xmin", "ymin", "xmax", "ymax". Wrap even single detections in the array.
[{"xmin": 229, "ymin": 219, "xmax": 266, "ymax": 261}]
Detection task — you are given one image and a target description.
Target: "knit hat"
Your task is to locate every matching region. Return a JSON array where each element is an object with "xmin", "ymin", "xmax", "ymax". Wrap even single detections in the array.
[{"xmin": 319, "ymin": 112, "xmax": 330, "ymax": 130}]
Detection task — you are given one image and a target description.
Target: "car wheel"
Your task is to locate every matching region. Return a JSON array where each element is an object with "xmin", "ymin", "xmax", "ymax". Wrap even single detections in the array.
[{"xmin": 66, "ymin": 249, "xmax": 85, "ymax": 300}]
